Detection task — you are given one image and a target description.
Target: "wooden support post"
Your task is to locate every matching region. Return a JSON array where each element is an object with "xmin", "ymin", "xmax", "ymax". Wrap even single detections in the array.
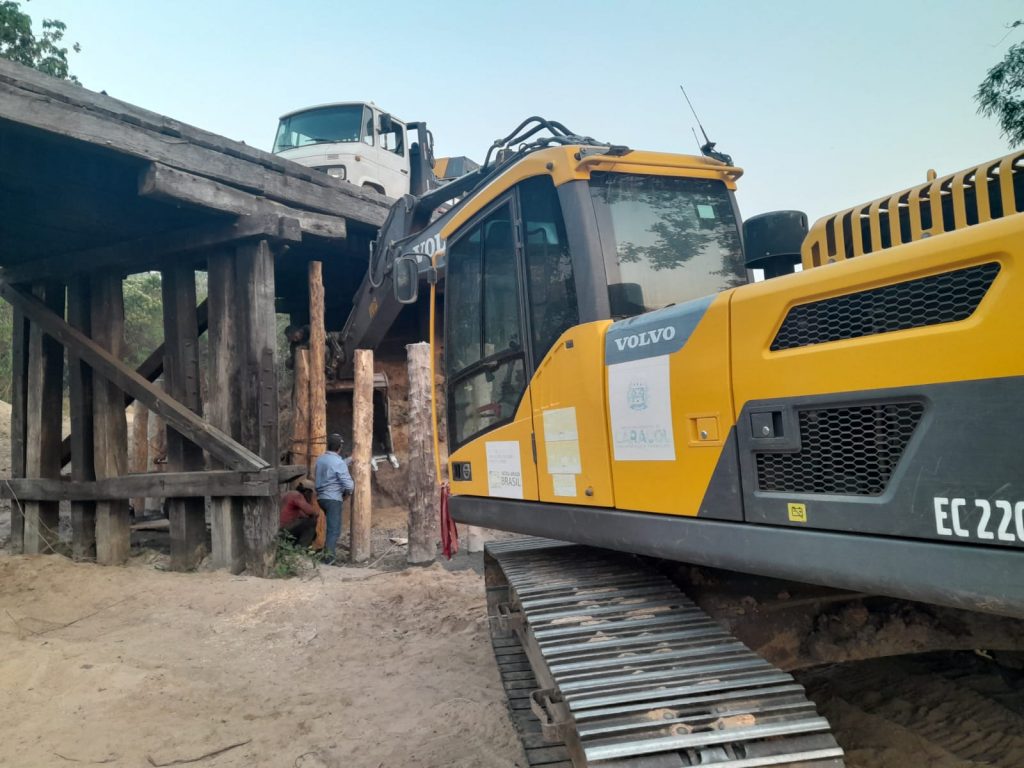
[
  {"xmin": 91, "ymin": 273, "xmax": 131, "ymax": 565},
  {"xmin": 67, "ymin": 281, "xmax": 97, "ymax": 561},
  {"xmin": 236, "ymin": 240, "xmax": 280, "ymax": 576},
  {"xmin": 8, "ymin": 306, "xmax": 29, "ymax": 553},
  {"xmin": 291, "ymin": 348, "xmax": 311, "ymax": 473},
  {"xmin": 406, "ymin": 342, "xmax": 436, "ymax": 564},
  {"xmin": 207, "ymin": 250, "xmax": 245, "ymax": 573},
  {"xmin": 350, "ymin": 349, "xmax": 373, "ymax": 563},
  {"xmin": 147, "ymin": 408, "xmax": 167, "ymax": 512},
  {"xmin": 0, "ymin": 282, "xmax": 266, "ymax": 470},
  {"xmin": 161, "ymin": 265, "xmax": 208, "ymax": 570},
  {"xmin": 308, "ymin": 261, "xmax": 327, "ymax": 461},
  {"xmin": 23, "ymin": 283, "xmax": 64, "ymax": 554},
  {"xmin": 130, "ymin": 403, "xmax": 149, "ymax": 514}
]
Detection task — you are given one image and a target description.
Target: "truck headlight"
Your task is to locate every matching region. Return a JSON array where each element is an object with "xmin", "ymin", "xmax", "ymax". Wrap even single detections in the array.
[{"xmin": 321, "ymin": 165, "xmax": 346, "ymax": 180}]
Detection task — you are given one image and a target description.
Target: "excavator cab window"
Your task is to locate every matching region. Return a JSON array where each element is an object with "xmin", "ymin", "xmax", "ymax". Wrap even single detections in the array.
[
  {"xmin": 445, "ymin": 200, "xmax": 529, "ymax": 448},
  {"xmin": 521, "ymin": 176, "xmax": 579, "ymax": 367},
  {"xmin": 589, "ymin": 172, "xmax": 745, "ymax": 317}
]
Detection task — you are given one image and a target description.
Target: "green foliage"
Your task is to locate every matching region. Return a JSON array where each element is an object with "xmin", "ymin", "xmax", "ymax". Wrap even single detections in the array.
[
  {"xmin": 274, "ymin": 530, "xmax": 324, "ymax": 578},
  {"xmin": 977, "ymin": 21, "xmax": 1024, "ymax": 147},
  {"xmin": 123, "ymin": 272, "xmax": 164, "ymax": 368},
  {"xmin": 0, "ymin": 0, "xmax": 80, "ymax": 82}
]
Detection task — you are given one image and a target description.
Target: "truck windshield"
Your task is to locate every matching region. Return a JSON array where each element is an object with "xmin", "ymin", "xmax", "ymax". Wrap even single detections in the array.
[
  {"xmin": 589, "ymin": 172, "xmax": 746, "ymax": 318},
  {"xmin": 273, "ymin": 105, "xmax": 369, "ymax": 152}
]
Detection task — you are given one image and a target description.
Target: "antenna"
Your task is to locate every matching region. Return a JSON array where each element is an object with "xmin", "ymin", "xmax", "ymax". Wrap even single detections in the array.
[
  {"xmin": 679, "ymin": 84, "xmax": 733, "ymax": 166},
  {"xmin": 690, "ymin": 127, "xmax": 703, "ymax": 154}
]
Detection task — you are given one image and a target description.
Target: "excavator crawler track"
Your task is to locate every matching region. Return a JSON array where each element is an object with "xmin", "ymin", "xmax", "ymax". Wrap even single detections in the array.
[{"xmin": 486, "ymin": 537, "xmax": 845, "ymax": 768}]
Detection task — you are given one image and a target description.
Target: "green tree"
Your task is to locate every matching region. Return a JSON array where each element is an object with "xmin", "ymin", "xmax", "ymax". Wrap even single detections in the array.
[
  {"xmin": 977, "ymin": 21, "xmax": 1024, "ymax": 147},
  {"xmin": 0, "ymin": 0, "xmax": 80, "ymax": 82}
]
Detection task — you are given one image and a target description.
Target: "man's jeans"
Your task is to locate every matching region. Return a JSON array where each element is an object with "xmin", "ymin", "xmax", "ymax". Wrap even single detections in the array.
[{"xmin": 321, "ymin": 497, "xmax": 344, "ymax": 559}]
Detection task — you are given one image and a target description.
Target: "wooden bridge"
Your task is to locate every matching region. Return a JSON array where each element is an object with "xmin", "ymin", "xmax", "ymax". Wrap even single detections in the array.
[{"xmin": 0, "ymin": 57, "xmax": 393, "ymax": 574}]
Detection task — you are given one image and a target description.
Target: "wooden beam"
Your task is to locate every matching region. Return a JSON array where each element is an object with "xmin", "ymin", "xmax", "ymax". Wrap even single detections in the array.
[
  {"xmin": 0, "ymin": 215, "xmax": 300, "ymax": 285},
  {"xmin": 161, "ymin": 264, "xmax": 207, "ymax": 570},
  {"xmin": 0, "ymin": 468, "xmax": 301, "ymax": 501},
  {"xmin": 235, "ymin": 240, "xmax": 281, "ymax": 576},
  {"xmin": 207, "ymin": 249, "xmax": 245, "ymax": 573},
  {"xmin": 140, "ymin": 163, "xmax": 347, "ymax": 240},
  {"xmin": 91, "ymin": 272, "xmax": 131, "ymax": 565},
  {"xmin": 0, "ymin": 66, "xmax": 391, "ymax": 225},
  {"xmin": 8, "ymin": 306, "xmax": 29, "ymax": 553},
  {"xmin": 58, "ymin": 298, "xmax": 209, "ymax": 467},
  {"xmin": 67, "ymin": 281, "xmax": 97, "ymax": 561},
  {"xmin": 23, "ymin": 282, "xmax": 64, "ymax": 555},
  {"xmin": 350, "ymin": 349, "xmax": 373, "ymax": 563},
  {"xmin": 406, "ymin": 342, "xmax": 436, "ymax": 565},
  {"xmin": 0, "ymin": 281, "xmax": 268, "ymax": 471},
  {"xmin": 309, "ymin": 262, "xmax": 327, "ymax": 461}
]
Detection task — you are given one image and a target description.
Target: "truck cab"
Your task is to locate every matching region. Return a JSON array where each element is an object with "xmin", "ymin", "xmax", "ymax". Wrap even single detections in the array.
[{"xmin": 272, "ymin": 102, "xmax": 409, "ymax": 198}]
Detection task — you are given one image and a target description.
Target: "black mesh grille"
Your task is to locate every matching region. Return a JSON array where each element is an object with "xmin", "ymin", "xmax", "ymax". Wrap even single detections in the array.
[
  {"xmin": 771, "ymin": 262, "xmax": 1000, "ymax": 351},
  {"xmin": 755, "ymin": 402, "xmax": 925, "ymax": 496}
]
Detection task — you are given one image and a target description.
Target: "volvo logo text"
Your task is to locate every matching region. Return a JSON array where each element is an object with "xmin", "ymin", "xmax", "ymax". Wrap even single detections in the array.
[{"xmin": 612, "ymin": 326, "xmax": 677, "ymax": 352}]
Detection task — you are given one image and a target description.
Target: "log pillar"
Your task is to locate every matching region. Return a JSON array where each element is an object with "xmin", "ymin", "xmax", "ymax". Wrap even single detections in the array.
[
  {"xmin": 207, "ymin": 250, "xmax": 245, "ymax": 573},
  {"xmin": 68, "ymin": 281, "xmax": 97, "ymax": 561},
  {"xmin": 23, "ymin": 282, "xmax": 63, "ymax": 554},
  {"xmin": 90, "ymin": 273, "xmax": 131, "ymax": 564},
  {"xmin": 406, "ymin": 342, "xmax": 436, "ymax": 564},
  {"xmin": 130, "ymin": 403, "xmax": 149, "ymax": 514},
  {"xmin": 8, "ymin": 306, "xmax": 29, "ymax": 553},
  {"xmin": 350, "ymin": 349, "xmax": 373, "ymax": 563},
  {"xmin": 308, "ymin": 261, "xmax": 327, "ymax": 461},
  {"xmin": 236, "ymin": 240, "xmax": 280, "ymax": 576},
  {"xmin": 161, "ymin": 265, "xmax": 207, "ymax": 570}
]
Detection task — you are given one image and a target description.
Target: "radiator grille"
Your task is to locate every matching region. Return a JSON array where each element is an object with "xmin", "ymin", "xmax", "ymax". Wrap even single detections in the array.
[
  {"xmin": 771, "ymin": 262, "xmax": 1000, "ymax": 351},
  {"xmin": 755, "ymin": 402, "xmax": 925, "ymax": 496}
]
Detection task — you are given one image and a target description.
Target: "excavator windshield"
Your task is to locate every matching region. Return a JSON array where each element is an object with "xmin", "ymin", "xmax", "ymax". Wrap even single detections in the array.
[{"xmin": 589, "ymin": 172, "xmax": 746, "ymax": 317}]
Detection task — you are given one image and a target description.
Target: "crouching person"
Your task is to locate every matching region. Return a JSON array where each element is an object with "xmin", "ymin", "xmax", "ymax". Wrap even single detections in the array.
[{"xmin": 279, "ymin": 479, "xmax": 318, "ymax": 549}]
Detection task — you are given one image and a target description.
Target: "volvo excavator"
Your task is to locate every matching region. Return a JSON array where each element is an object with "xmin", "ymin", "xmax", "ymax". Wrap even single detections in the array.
[{"xmin": 333, "ymin": 118, "xmax": 1024, "ymax": 766}]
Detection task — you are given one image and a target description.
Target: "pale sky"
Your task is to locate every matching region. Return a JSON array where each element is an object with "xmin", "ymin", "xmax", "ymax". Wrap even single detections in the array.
[{"xmin": 30, "ymin": 0, "xmax": 1022, "ymax": 223}]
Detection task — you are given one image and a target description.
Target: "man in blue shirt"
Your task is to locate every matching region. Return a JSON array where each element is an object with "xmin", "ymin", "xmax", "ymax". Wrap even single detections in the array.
[{"xmin": 315, "ymin": 433, "xmax": 354, "ymax": 564}]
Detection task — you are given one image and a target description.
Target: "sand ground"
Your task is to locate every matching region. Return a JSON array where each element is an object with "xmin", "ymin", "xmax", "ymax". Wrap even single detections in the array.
[{"xmin": 0, "ymin": 553, "xmax": 525, "ymax": 768}]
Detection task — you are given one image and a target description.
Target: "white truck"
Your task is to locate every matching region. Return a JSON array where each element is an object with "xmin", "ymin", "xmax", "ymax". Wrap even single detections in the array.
[{"xmin": 272, "ymin": 101, "xmax": 414, "ymax": 198}]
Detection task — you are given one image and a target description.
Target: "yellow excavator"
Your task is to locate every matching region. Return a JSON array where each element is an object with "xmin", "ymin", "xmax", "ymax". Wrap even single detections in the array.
[{"xmin": 335, "ymin": 118, "xmax": 1024, "ymax": 766}]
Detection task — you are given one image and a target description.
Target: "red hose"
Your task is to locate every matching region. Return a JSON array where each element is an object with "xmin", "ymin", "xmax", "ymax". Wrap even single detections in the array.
[{"xmin": 439, "ymin": 482, "xmax": 459, "ymax": 559}]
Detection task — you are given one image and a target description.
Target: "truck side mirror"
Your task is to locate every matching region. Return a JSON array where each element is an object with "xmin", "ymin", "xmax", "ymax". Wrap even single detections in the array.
[{"xmin": 394, "ymin": 255, "xmax": 419, "ymax": 304}]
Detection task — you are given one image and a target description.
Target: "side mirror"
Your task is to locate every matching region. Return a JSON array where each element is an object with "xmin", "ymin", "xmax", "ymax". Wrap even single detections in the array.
[
  {"xmin": 394, "ymin": 255, "xmax": 419, "ymax": 304},
  {"xmin": 379, "ymin": 113, "xmax": 394, "ymax": 133}
]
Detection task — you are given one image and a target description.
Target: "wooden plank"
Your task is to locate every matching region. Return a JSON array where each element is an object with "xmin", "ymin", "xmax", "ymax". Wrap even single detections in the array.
[
  {"xmin": 91, "ymin": 272, "xmax": 131, "ymax": 565},
  {"xmin": 207, "ymin": 249, "xmax": 245, "ymax": 573},
  {"xmin": 0, "ymin": 76, "xmax": 391, "ymax": 226},
  {"xmin": 406, "ymin": 342, "xmax": 436, "ymax": 564},
  {"xmin": 0, "ymin": 281, "xmax": 268, "ymax": 471},
  {"xmin": 0, "ymin": 57, "xmax": 393, "ymax": 205},
  {"xmin": 23, "ymin": 282, "xmax": 64, "ymax": 555},
  {"xmin": 8, "ymin": 306, "xmax": 29, "ymax": 553},
  {"xmin": 291, "ymin": 347, "xmax": 311, "ymax": 473},
  {"xmin": 308, "ymin": 261, "xmax": 327, "ymax": 461},
  {"xmin": 161, "ymin": 264, "xmax": 208, "ymax": 571},
  {"xmin": 235, "ymin": 240, "xmax": 281, "ymax": 576},
  {"xmin": 67, "ymin": 281, "xmax": 96, "ymax": 561},
  {"xmin": 350, "ymin": 349, "xmax": 373, "ymax": 563},
  {"xmin": 1, "ymin": 215, "xmax": 300, "ymax": 285},
  {"xmin": 0, "ymin": 471, "xmax": 280, "ymax": 501},
  {"xmin": 130, "ymin": 402, "xmax": 149, "ymax": 513},
  {"xmin": 58, "ymin": 298, "xmax": 209, "ymax": 468},
  {"xmin": 140, "ymin": 163, "xmax": 347, "ymax": 240}
]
